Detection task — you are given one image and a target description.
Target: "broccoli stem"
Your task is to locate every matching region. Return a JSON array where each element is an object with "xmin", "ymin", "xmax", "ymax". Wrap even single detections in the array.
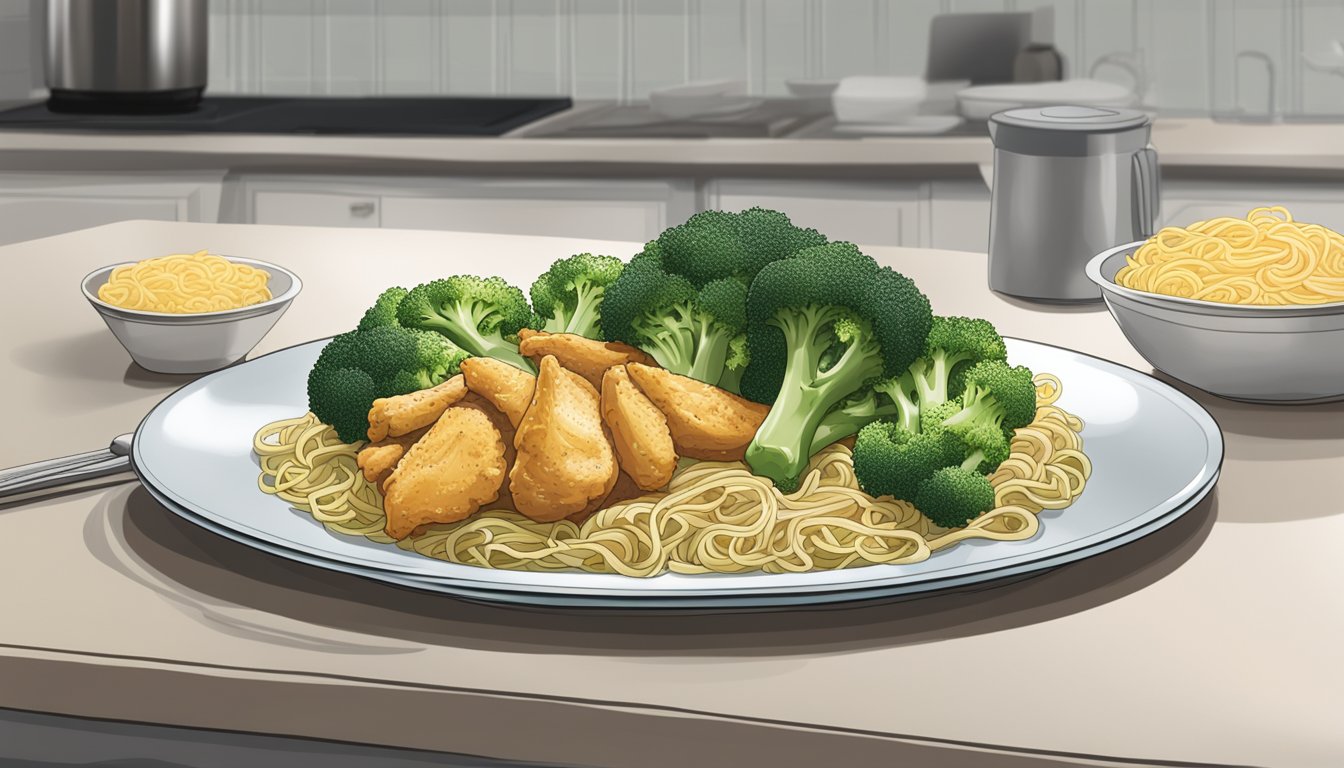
[
  {"xmin": 635, "ymin": 304, "xmax": 699, "ymax": 376},
  {"xmin": 563, "ymin": 280, "xmax": 604, "ymax": 336},
  {"xmin": 686, "ymin": 315, "xmax": 732, "ymax": 384},
  {"xmin": 960, "ymin": 449, "xmax": 987, "ymax": 473},
  {"xmin": 746, "ymin": 306, "xmax": 884, "ymax": 491},
  {"xmin": 421, "ymin": 300, "xmax": 531, "ymax": 370},
  {"xmin": 874, "ymin": 373, "xmax": 920, "ymax": 434},
  {"xmin": 942, "ymin": 387, "xmax": 996, "ymax": 430}
]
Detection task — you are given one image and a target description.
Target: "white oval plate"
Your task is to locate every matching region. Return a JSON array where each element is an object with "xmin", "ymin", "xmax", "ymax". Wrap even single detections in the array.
[{"xmin": 132, "ymin": 338, "xmax": 1223, "ymax": 609}]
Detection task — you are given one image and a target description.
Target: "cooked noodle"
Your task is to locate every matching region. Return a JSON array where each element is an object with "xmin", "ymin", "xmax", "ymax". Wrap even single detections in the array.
[
  {"xmin": 1114, "ymin": 206, "xmax": 1344, "ymax": 305},
  {"xmin": 254, "ymin": 373, "xmax": 1090, "ymax": 577},
  {"xmin": 99, "ymin": 250, "xmax": 272, "ymax": 313}
]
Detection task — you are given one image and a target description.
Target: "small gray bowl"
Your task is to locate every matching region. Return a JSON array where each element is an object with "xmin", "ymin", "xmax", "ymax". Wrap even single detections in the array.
[
  {"xmin": 82, "ymin": 256, "xmax": 302, "ymax": 375},
  {"xmin": 1085, "ymin": 241, "xmax": 1344, "ymax": 403}
]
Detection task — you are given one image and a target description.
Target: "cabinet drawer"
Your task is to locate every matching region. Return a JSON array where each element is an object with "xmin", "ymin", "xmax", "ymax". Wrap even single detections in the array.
[
  {"xmin": 0, "ymin": 196, "xmax": 185, "ymax": 247},
  {"xmin": 253, "ymin": 191, "xmax": 381, "ymax": 228}
]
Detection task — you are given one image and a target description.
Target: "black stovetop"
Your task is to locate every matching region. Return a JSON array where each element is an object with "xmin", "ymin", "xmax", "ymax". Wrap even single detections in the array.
[{"xmin": 0, "ymin": 96, "xmax": 573, "ymax": 136}]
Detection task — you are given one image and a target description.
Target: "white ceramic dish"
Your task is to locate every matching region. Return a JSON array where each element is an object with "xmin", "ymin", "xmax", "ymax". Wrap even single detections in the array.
[
  {"xmin": 648, "ymin": 79, "xmax": 750, "ymax": 119},
  {"xmin": 82, "ymin": 256, "xmax": 301, "ymax": 374},
  {"xmin": 1088, "ymin": 241, "xmax": 1344, "ymax": 403},
  {"xmin": 832, "ymin": 77, "xmax": 970, "ymax": 123},
  {"xmin": 131, "ymin": 337, "xmax": 1223, "ymax": 609}
]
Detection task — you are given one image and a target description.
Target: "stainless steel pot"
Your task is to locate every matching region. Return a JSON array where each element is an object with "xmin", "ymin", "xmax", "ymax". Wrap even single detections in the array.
[{"xmin": 46, "ymin": 0, "xmax": 207, "ymax": 113}]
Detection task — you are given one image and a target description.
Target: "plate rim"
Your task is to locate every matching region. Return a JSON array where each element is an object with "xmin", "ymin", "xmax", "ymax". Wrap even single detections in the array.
[{"xmin": 130, "ymin": 335, "xmax": 1225, "ymax": 605}]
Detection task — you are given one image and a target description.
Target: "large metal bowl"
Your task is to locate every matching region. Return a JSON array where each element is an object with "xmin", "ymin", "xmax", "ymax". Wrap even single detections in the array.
[{"xmin": 1085, "ymin": 241, "xmax": 1344, "ymax": 403}]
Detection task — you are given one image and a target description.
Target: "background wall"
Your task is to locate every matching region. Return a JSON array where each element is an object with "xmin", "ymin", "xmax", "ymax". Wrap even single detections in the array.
[{"xmin": 10, "ymin": 1, "xmax": 1344, "ymax": 119}]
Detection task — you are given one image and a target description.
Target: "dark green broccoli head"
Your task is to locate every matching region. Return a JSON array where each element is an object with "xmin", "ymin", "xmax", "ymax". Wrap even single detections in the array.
[
  {"xmin": 942, "ymin": 360, "xmax": 1038, "ymax": 434},
  {"xmin": 734, "ymin": 207, "xmax": 828, "ymax": 277},
  {"xmin": 907, "ymin": 316, "xmax": 1008, "ymax": 407},
  {"xmin": 851, "ymin": 420, "xmax": 963, "ymax": 502},
  {"xmin": 306, "ymin": 326, "xmax": 469, "ymax": 442},
  {"xmin": 357, "ymin": 286, "xmax": 409, "ymax": 331},
  {"xmin": 599, "ymin": 258, "xmax": 748, "ymax": 384},
  {"xmin": 740, "ymin": 242, "xmax": 934, "ymax": 491},
  {"xmin": 529, "ymin": 253, "xmax": 624, "ymax": 338},
  {"xmin": 396, "ymin": 275, "xmax": 533, "ymax": 370},
  {"xmin": 914, "ymin": 466, "xmax": 997, "ymax": 528},
  {"xmin": 955, "ymin": 421, "xmax": 1013, "ymax": 474},
  {"xmin": 647, "ymin": 207, "xmax": 827, "ymax": 288}
]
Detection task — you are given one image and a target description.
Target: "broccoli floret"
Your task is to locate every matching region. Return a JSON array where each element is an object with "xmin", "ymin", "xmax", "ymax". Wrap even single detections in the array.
[
  {"xmin": 905, "ymin": 316, "xmax": 1007, "ymax": 409},
  {"xmin": 740, "ymin": 243, "xmax": 933, "ymax": 491},
  {"xmin": 599, "ymin": 257, "xmax": 749, "ymax": 384},
  {"xmin": 914, "ymin": 466, "xmax": 997, "ymax": 528},
  {"xmin": 529, "ymin": 253, "xmax": 624, "ymax": 338},
  {"xmin": 940, "ymin": 360, "xmax": 1038, "ymax": 436},
  {"xmin": 851, "ymin": 421, "xmax": 963, "ymax": 502},
  {"xmin": 648, "ymin": 207, "xmax": 827, "ymax": 288},
  {"xmin": 396, "ymin": 275, "xmax": 534, "ymax": 370},
  {"xmin": 357, "ymin": 286, "xmax": 409, "ymax": 331},
  {"xmin": 307, "ymin": 325, "xmax": 470, "ymax": 442},
  {"xmin": 717, "ymin": 334, "xmax": 750, "ymax": 393},
  {"xmin": 954, "ymin": 421, "xmax": 1013, "ymax": 474}
]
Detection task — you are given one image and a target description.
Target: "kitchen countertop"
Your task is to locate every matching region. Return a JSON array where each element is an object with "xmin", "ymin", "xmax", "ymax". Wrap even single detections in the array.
[
  {"xmin": 1, "ymin": 106, "xmax": 1344, "ymax": 177},
  {"xmin": 3, "ymin": 220, "xmax": 1342, "ymax": 767}
]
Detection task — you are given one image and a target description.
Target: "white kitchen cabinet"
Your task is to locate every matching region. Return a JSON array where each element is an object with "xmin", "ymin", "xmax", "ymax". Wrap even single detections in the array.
[
  {"xmin": 231, "ymin": 176, "xmax": 696, "ymax": 244},
  {"xmin": 703, "ymin": 179, "xmax": 926, "ymax": 248},
  {"xmin": 252, "ymin": 191, "xmax": 381, "ymax": 228},
  {"xmin": 0, "ymin": 172, "xmax": 224, "ymax": 247},
  {"xmin": 1160, "ymin": 180, "xmax": 1344, "ymax": 230}
]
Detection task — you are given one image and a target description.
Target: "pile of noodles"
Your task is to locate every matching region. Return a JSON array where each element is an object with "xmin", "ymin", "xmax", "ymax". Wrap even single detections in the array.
[{"xmin": 255, "ymin": 374, "xmax": 1089, "ymax": 577}]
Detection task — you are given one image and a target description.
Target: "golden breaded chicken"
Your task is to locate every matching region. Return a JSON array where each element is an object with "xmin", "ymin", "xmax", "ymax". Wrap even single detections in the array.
[
  {"xmin": 625, "ymin": 362, "xmax": 768, "ymax": 461},
  {"xmin": 517, "ymin": 329, "xmax": 657, "ymax": 390},
  {"xmin": 381, "ymin": 406, "xmax": 508, "ymax": 540},
  {"xmin": 509, "ymin": 355, "xmax": 619, "ymax": 522},
  {"xmin": 460, "ymin": 357, "xmax": 536, "ymax": 429},
  {"xmin": 455, "ymin": 392, "xmax": 519, "ymax": 513},
  {"xmin": 601, "ymin": 366, "xmax": 676, "ymax": 491},
  {"xmin": 366, "ymin": 375, "xmax": 468, "ymax": 442},
  {"xmin": 356, "ymin": 426, "xmax": 429, "ymax": 488}
]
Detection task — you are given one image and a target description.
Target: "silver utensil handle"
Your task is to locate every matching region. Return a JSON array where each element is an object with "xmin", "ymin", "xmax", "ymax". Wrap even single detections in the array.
[
  {"xmin": 1132, "ymin": 146, "xmax": 1160, "ymax": 238},
  {"xmin": 0, "ymin": 434, "xmax": 135, "ymax": 501}
]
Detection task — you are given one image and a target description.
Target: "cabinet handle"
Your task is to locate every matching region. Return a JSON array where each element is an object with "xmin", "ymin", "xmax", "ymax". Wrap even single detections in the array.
[{"xmin": 349, "ymin": 201, "xmax": 377, "ymax": 218}]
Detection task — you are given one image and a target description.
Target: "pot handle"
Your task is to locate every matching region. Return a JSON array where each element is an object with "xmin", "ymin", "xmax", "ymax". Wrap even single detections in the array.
[{"xmin": 1132, "ymin": 146, "xmax": 1161, "ymax": 238}]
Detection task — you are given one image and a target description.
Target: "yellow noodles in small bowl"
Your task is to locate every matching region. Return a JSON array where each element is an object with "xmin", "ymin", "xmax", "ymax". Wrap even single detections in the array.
[{"xmin": 98, "ymin": 250, "xmax": 272, "ymax": 313}]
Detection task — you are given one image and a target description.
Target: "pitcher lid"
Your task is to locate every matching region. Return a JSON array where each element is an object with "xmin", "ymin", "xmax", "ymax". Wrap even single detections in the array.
[{"xmin": 991, "ymin": 105, "xmax": 1150, "ymax": 132}]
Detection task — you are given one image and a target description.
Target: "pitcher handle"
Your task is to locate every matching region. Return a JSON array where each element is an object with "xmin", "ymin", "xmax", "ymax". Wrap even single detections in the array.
[{"xmin": 1132, "ymin": 146, "xmax": 1161, "ymax": 238}]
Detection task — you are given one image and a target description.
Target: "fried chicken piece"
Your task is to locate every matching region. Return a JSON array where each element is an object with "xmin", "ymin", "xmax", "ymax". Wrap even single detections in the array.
[
  {"xmin": 517, "ymin": 329, "xmax": 657, "ymax": 391},
  {"xmin": 601, "ymin": 365, "xmax": 677, "ymax": 491},
  {"xmin": 381, "ymin": 406, "xmax": 508, "ymax": 540},
  {"xmin": 509, "ymin": 355, "xmax": 619, "ymax": 522},
  {"xmin": 454, "ymin": 392, "xmax": 519, "ymax": 513},
  {"xmin": 568, "ymin": 470, "xmax": 647, "ymax": 526},
  {"xmin": 366, "ymin": 375, "xmax": 468, "ymax": 442},
  {"xmin": 356, "ymin": 426, "xmax": 429, "ymax": 488},
  {"xmin": 460, "ymin": 357, "xmax": 536, "ymax": 429},
  {"xmin": 625, "ymin": 362, "xmax": 769, "ymax": 461}
]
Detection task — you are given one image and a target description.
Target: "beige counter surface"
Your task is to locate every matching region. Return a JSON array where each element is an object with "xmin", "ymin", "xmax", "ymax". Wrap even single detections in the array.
[
  {"xmin": 1, "ymin": 221, "xmax": 1340, "ymax": 768},
  {"xmin": 0, "ymin": 117, "xmax": 1343, "ymax": 176}
]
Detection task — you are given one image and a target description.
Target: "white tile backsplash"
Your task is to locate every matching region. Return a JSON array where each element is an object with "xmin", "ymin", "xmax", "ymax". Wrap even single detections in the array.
[{"xmin": 3, "ymin": 0, "xmax": 1344, "ymax": 119}]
